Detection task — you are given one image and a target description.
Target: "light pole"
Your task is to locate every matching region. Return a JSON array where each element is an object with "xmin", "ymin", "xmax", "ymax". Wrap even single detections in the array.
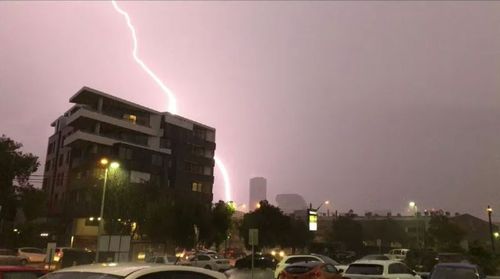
[
  {"xmin": 487, "ymin": 205, "xmax": 495, "ymax": 252},
  {"xmin": 316, "ymin": 200, "xmax": 330, "ymax": 211},
  {"xmin": 95, "ymin": 158, "xmax": 119, "ymax": 262},
  {"xmin": 409, "ymin": 201, "xmax": 419, "ymax": 248}
]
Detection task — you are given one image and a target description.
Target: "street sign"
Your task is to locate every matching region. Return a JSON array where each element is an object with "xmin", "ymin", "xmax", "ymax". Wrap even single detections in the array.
[{"xmin": 249, "ymin": 228, "xmax": 258, "ymax": 246}]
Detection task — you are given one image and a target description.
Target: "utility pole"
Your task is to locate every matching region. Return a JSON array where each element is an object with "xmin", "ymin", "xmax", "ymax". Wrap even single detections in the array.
[{"xmin": 487, "ymin": 206, "xmax": 495, "ymax": 252}]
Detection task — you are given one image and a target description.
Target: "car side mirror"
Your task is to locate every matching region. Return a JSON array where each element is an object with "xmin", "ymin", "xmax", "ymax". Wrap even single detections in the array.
[{"xmin": 337, "ymin": 268, "xmax": 344, "ymax": 274}]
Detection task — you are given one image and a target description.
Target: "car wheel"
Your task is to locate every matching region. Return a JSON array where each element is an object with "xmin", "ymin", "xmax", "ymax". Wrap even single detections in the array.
[
  {"xmin": 20, "ymin": 259, "xmax": 28, "ymax": 265},
  {"xmin": 204, "ymin": 265, "xmax": 212, "ymax": 270}
]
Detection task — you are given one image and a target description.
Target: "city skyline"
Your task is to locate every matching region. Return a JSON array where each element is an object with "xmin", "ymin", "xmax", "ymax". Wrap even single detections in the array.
[{"xmin": 1, "ymin": 1, "xmax": 500, "ymax": 219}]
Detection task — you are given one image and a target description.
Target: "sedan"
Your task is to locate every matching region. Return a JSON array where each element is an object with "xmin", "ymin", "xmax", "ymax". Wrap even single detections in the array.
[
  {"xmin": 17, "ymin": 247, "xmax": 46, "ymax": 263},
  {"xmin": 0, "ymin": 249, "xmax": 29, "ymax": 266},
  {"xmin": 40, "ymin": 263, "xmax": 227, "ymax": 279},
  {"xmin": 428, "ymin": 263, "xmax": 486, "ymax": 279},
  {"xmin": 344, "ymin": 260, "xmax": 421, "ymax": 279},
  {"xmin": 189, "ymin": 254, "xmax": 231, "ymax": 272},
  {"xmin": 225, "ymin": 255, "xmax": 275, "ymax": 279},
  {"xmin": 279, "ymin": 262, "xmax": 343, "ymax": 279}
]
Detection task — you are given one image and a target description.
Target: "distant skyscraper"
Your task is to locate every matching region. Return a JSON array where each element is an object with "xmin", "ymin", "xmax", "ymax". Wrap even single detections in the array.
[
  {"xmin": 249, "ymin": 177, "xmax": 267, "ymax": 211},
  {"xmin": 276, "ymin": 194, "xmax": 308, "ymax": 214}
]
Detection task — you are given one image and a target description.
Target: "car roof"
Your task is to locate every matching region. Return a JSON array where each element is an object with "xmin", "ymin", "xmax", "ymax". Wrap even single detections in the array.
[
  {"xmin": 54, "ymin": 262, "xmax": 224, "ymax": 277},
  {"xmin": 287, "ymin": 261, "xmax": 324, "ymax": 268},
  {"xmin": 434, "ymin": 263, "xmax": 477, "ymax": 269},
  {"xmin": 350, "ymin": 260, "xmax": 402, "ymax": 265}
]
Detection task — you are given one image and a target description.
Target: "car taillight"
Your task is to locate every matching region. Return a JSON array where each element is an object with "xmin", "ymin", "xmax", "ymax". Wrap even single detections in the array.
[{"xmin": 310, "ymin": 271, "xmax": 321, "ymax": 278}]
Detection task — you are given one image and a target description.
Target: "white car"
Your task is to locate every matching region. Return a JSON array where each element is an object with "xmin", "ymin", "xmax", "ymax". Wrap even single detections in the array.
[
  {"xmin": 17, "ymin": 247, "xmax": 46, "ymax": 263},
  {"xmin": 40, "ymin": 262, "xmax": 227, "ymax": 279},
  {"xmin": 344, "ymin": 260, "xmax": 421, "ymax": 279},
  {"xmin": 189, "ymin": 254, "xmax": 232, "ymax": 272},
  {"xmin": 274, "ymin": 254, "xmax": 347, "ymax": 279},
  {"xmin": 146, "ymin": 255, "xmax": 179, "ymax": 265},
  {"xmin": 385, "ymin": 249, "xmax": 410, "ymax": 261}
]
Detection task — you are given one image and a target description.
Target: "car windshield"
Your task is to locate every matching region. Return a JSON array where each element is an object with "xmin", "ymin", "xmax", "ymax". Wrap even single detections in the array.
[
  {"xmin": 4, "ymin": 272, "xmax": 40, "ymax": 279},
  {"xmin": 431, "ymin": 267, "xmax": 477, "ymax": 279},
  {"xmin": 41, "ymin": 272, "xmax": 123, "ymax": 279},
  {"xmin": 315, "ymin": 255, "xmax": 339, "ymax": 265},
  {"xmin": 346, "ymin": 264, "xmax": 384, "ymax": 275}
]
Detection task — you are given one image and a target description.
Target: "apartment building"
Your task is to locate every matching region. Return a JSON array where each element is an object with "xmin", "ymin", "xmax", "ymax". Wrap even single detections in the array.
[{"xmin": 43, "ymin": 87, "xmax": 216, "ymax": 220}]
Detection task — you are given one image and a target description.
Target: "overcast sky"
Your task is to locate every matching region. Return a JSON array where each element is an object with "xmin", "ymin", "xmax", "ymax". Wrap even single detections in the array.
[{"xmin": 1, "ymin": 1, "xmax": 500, "ymax": 219}]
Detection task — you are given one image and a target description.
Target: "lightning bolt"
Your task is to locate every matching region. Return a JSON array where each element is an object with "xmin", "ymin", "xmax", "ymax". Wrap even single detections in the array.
[
  {"xmin": 111, "ymin": 0, "xmax": 177, "ymax": 115},
  {"xmin": 111, "ymin": 0, "xmax": 232, "ymax": 202}
]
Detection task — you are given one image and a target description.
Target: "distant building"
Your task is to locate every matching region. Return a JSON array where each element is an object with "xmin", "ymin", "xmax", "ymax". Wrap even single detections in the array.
[
  {"xmin": 276, "ymin": 193, "xmax": 307, "ymax": 214},
  {"xmin": 249, "ymin": 177, "xmax": 267, "ymax": 211},
  {"xmin": 43, "ymin": 86, "xmax": 216, "ymax": 246}
]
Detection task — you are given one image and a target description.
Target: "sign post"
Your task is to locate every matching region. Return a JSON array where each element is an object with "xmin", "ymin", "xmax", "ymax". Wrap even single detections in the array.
[
  {"xmin": 249, "ymin": 229, "xmax": 259, "ymax": 279},
  {"xmin": 308, "ymin": 209, "xmax": 318, "ymax": 231}
]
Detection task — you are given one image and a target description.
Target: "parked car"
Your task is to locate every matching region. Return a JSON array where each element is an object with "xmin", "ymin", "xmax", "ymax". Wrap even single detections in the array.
[
  {"xmin": 46, "ymin": 247, "xmax": 95, "ymax": 270},
  {"xmin": 386, "ymin": 249, "xmax": 410, "ymax": 261},
  {"xmin": 344, "ymin": 260, "xmax": 421, "ymax": 279},
  {"xmin": 0, "ymin": 249, "xmax": 29, "ymax": 266},
  {"xmin": 40, "ymin": 262, "xmax": 227, "ymax": 279},
  {"xmin": 0, "ymin": 265, "xmax": 47, "ymax": 279},
  {"xmin": 360, "ymin": 254, "xmax": 391, "ymax": 261},
  {"xmin": 189, "ymin": 253, "xmax": 231, "ymax": 271},
  {"xmin": 17, "ymin": 247, "xmax": 46, "ymax": 263},
  {"xmin": 274, "ymin": 254, "xmax": 346, "ymax": 279},
  {"xmin": 428, "ymin": 263, "xmax": 485, "ymax": 279},
  {"xmin": 225, "ymin": 255, "xmax": 275, "ymax": 279},
  {"xmin": 146, "ymin": 255, "xmax": 178, "ymax": 265},
  {"xmin": 280, "ymin": 261, "xmax": 343, "ymax": 279}
]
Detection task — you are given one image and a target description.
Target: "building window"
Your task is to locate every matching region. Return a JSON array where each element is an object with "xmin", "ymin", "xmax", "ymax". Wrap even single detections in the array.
[
  {"xmin": 119, "ymin": 146, "xmax": 133, "ymax": 160},
  {"xmin": 152, "ymin": 154, "xmax": 163, "ymax": 166},
  {"xmin": 58, "ymin": 154, "xmax": 64, "ymax": 167},
  {"xmin": 160, "ymin": 138, "xmax": 171, "ymax": 149},
  {"xmin": 123, "ymin": 114, "xmax": 137, "ymax": 124},
  {"xmin": 185, "ymin": 162, "xmax": 203, "ymax": 174},
  {"xmin": 203, "ymin": 166, "xmax": 213, "ymax": 176},
  {"xmin": 45, "ymin": 160, "xmax": 51, "ymax": 172},
  {"xmin": 130, "ymin": 170, "xmax": 151, "ymax": 184},
  {"xmin": 192, "ymin": 182, "xmax": 202, "ymax": 192},
  {"xmin": 47, "ymin": 142, "xmax": 55, "ymax": 155}
]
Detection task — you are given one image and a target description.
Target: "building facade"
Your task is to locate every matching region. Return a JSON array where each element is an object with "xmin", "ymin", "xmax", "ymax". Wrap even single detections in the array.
[
  {"xmin": 43, "ymin": 87, "xmax": 216, "ymax": 234},
  {"xmin": 249, "ymin": 177, "xmax": 267, "ymax": 211},
  {"xmin": 276, "ymin": 193, "xmax": 307, "ymax": 214}
]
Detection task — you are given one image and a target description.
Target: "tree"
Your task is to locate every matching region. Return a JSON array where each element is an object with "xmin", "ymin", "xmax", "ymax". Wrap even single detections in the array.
[
  {"xmin": 285, "ymin": 217, "xmax": 313, "ymax": 253},
  {"xmin": 426, "ymin": 215, "xmax": 465, "ymax": 252},
  {"xmin": 239, "ymin": 200, "xmax": 292, "ymax": 249},
  {"xmin": 209, "ymin": 201, "xmax": 235, "ymax": 249},
  {"xmin": 0, "ymin": 135, "xmax": 39, "ymax": 240},
  {"xmin": 330, "ymin": 216, "xmax": 364, "ymax": 251}
]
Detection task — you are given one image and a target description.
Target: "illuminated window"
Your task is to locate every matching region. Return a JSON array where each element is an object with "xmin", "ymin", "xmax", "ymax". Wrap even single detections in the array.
[
  {"xmin": 192, "ymin": 182, "xmax": 202, "ymax": 192},
  {"xmin": 123, "ymin": 114, "xmax": 137, "ymax": 124}
]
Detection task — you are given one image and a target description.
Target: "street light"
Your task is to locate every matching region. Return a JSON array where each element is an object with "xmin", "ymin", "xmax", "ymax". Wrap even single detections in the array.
[
  {"xmin": 409, "ymin": 201, "xmax": 420, "ymax": 248},
  {"xmin": 95, "ymin": 158, "xmax": 120, "ymax": 262},
  {"xmin": 487, "ymin": 205, "xmax": 495, "ymax": 252},
  {"xmin": 316, "ymin": 200, "xmax": 330, "ymax": 211}
]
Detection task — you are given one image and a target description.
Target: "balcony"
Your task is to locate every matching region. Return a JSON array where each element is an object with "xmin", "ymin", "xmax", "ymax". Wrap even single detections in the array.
[
  {"xmin": 64, "ymin": 130, "xmax": 171, "ymax": 154},
  {"xmin": 66, "ymin": 106, "xmax": 157, "ymax": 136}
]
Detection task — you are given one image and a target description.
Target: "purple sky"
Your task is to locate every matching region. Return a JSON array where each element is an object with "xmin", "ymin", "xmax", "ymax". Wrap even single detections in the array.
[{"xmin": 1, "ymin": 1, "xmax": 500, "ymax": 219}]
